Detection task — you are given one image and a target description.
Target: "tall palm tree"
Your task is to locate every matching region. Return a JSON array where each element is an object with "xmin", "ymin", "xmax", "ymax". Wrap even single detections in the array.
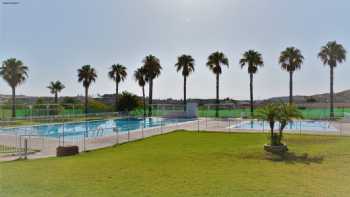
[
  {"xmin": 240, "ymin": 50, "xmax": 264, "ymax": 117},
  {"xmin": 142, "ymin": 55, "xmax": 162, "ymax": 116},
  {"xmin": 206, "ymin": 51, "xmax": 229, "ymax": 117},
  {"xmin": 108, "ymin": 64, "xmax": 127, "ymax": 112},
  {"xmin": 0, "ymin": 58, "xmax": 28, "ymax": 118},
  {"xmin": 134, "ymin": 67, "xmax": 147, "ymax": 118},
  {"xmin": 279, "ymin": 47, "xmax": 304, "ymax": 104},
  {"xmin": 175, "ymin": 54, "xmax": 195, "ymax": 111},
  {"xmin": 78, "ymin": 65, "xmax": 97, "ymax": 114},
  {"xmin": 318, "ymin": 41, "xmax": 347, "ymax": 119},
  {"xmin": 47, "ymin": 80, "xmax": 65, "ymax": 104}
]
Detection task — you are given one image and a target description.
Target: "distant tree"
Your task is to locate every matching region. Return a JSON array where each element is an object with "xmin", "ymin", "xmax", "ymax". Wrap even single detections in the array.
[
  {"xmin": 206, "ymin": 51, "xmax": 229, "ymax": 117},
  {"xmin": 77, "ymin": 65, "xmax": 97, "ymax": 114},
  {"xmin": 279, "ymin": 47, "xmax": 304, "ymax": 104},
  {"xmin": 318, "ymin": 41, "xmax": 347, "ymax": 119},
  {"xmin": 108, "ymin": 64, "xmax": 127, "ymax": 112},
  {"xmin": 240, "ymin": 50, "xmax": 264, "ymax": 117},
  {"xmin": 134, "ymin": 67, "xmax": 147, "ymax": 118},
  {"xmin": 142, "ymin": 55, "xmax": 162, "ymax": 116},
  {"xmin": 47, "ymin": 81, "xmax": 65, "ymax": 104},
  {"xmin": 175, "ymin": 54, "xmax": 195, "ymax": 111},
  {"xmin": 0, "ymin": 58, "xmax": 28, "ymax": 118}
]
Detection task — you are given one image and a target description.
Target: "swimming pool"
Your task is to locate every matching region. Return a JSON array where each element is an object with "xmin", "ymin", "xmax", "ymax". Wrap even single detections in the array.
[
  {"xmin": 230, "ymin": 120, "xmax": 338, "ymax": 132},
  {"xmin": 0, "ymin": 117, "xmax": 194, "ymax": 139}
]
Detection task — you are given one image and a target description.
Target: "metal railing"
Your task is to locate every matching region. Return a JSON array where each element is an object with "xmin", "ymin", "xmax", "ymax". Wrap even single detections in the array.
[{"xmin": 1, "ymin": 116, "xmax": 350, "ymax": 161}]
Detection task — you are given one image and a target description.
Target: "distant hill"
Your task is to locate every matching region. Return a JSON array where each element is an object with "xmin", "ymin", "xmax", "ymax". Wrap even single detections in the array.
[{"xmin": 268, "ymin": 89, "xmax": 350, "ymax": 103}]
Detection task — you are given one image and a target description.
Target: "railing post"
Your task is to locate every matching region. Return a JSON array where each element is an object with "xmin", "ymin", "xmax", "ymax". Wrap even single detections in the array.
[{"xmin": 24, "ymin": 138, "xmax": 28, "ymax": 160}]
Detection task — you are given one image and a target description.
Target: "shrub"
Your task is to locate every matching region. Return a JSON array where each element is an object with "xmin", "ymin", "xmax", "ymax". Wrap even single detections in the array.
[{"xmin": 117, "ymin": 91, "xmax": 141, "ymax": 112}]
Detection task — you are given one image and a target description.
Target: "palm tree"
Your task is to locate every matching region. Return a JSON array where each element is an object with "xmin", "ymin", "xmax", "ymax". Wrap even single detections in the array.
[
  {"xmin": 279, "ymin": 47, "xmax": 304, "ymax": 104},
  {"xmin": 108, "ymin": 64, "xmax": 127, "ymax": 112},
  {"xmin": 142, "ymin": 55, "xmax": 162, "ymax": 116},
  {"xmin": 240, "ymin": 50, "xmax": 264, "ymax": 117},
  {"xmin": 134, "ymin": 67, "xmax": 147, "ymax": 118},
  {"xmin": 0, "ymin": 58, "xmax": 28, "ymax": 118},
  {"xmin": 318, "ymin": 41, "xmax": 347, "ymax": 120},
  {"xmin": 47, "ymin": 81, "xmax": 65, "ymax": 104},
  {"xmin": 78, "ymin": 65, "xmax": 97, "ymax": 114},
  {"xmin": 175, "ymin": 55, "xmax": 195, "ymax": 111},
  {"xmin": 206, "ymin": 51, "xmax": 229, "ymax": 117}
]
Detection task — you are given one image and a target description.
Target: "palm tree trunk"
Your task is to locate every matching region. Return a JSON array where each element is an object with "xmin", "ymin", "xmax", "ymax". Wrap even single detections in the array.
[
  {"xmin": 216, "ymin": 73, "xmax": 219, "ymax": 118},
  {"xmin": 148, "ymin": 79, "xmax": 153, "ymax": 117},
  {"xmin": 54, "ymin": 92, "xmax": 58, "ymax": 104},
  {"xmin": 85, "ymin": 87, "xmax": 88, "ymax": 114},
  {"xmin": 184, "ymin": 76, "xmax": 187, "ymax": 112},
  {"xmin": 115, "ymin": 81, "xmax": 119, "ymax": 112},
  {"xmin": 11, "ymin": 87, "xmax": 16, "ymax": 118},
  {"xmin": 330, "ymin": 66, "xmax": 334, "ymax": 120},
  {"xmin": 289, "ymin": 71, "xmax": 293, "ymax": 104},
  {"xmin": 250, "ymin": 73, "xmax": 254, "ymax": 117},
  {"xmin": 142, "ymin": 86, "xmax": 146, "ymax": 118}
]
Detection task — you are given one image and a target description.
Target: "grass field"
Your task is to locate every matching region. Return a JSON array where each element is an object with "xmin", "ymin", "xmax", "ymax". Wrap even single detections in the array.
[{"xmin": 1, "ymin": 131, "xmax": 350, "ymax": 196}]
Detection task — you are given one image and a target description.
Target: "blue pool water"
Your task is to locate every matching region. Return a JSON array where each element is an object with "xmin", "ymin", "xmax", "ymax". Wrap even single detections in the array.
[
  {"xmin": 231, "ymin": 120, "xmax": 338, "ymax": 132},
  {"xmin": 0, "ymin": 117, "xmax": 194, "ymax": 139}
]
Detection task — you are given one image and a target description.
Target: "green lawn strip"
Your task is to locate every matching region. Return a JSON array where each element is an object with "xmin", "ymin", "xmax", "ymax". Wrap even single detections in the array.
[{"xmin": 1, "ymin": 131, "xmax": 350, "ymax": 196}]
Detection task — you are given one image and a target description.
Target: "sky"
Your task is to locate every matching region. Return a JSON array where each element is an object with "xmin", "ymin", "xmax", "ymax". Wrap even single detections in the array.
[{"xmin": 0, "ymin": 0, "xmax": 349, "ymax": 100}]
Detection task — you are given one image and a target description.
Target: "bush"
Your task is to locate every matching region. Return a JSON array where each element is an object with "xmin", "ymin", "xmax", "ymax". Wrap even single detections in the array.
[
  {"xmin": 117, "ymin": 91, "xmax": 141, "ymax": 112},
  {"xmin": 32, "ymin": 104, "xmax": 64, "ymax": 116},
  {"xmin": 88, "ymin": 99, "xmax": 113, "ymax": 113}
]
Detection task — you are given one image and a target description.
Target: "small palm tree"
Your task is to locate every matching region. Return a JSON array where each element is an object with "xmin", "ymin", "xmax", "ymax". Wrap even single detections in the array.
[
  {"xmin": 277, "ymin": 103, "xmax": 303, "ymax": 142},
  {"xmin": 257, "ymin": 103, "xmax": 302, "ymax": 146},
  {"xmin": 279, "ymin": 47, "xmax": 304, "ymax": 104},
  {"xmin": 108, "ymin": 64, "xmax": 127, "ymax": 112},
  {"xmin": 206, "ymin": 51, "xmax": 229, "ymax": 117},
  {"xmin": 318, "ymin": 41, "xmax": 347, "ymax": 120},
  {"xmin": 78, "ymin": 65, "xmax": 97, "ymax": 114},
  {"xmin": 175, "ymin": 54, "xmax": 195, "ymax": 111},
  {"xmin": 0, "ymin": 58, "xmax": 28, "ymax": 118},
  {"xmin": 240, "ymin": 50, "xmax": 264, "ymax": 117},
  {"xmin": 134, "ymin": 67, "xmax": 147, "ymax": 118},
  {"xmin": 47, "ymin": 81, "xmax": 65, "ymax": 104},
  {"xmin": 142, "ymin": 55, "xmax": 162, "ymax": 116}
]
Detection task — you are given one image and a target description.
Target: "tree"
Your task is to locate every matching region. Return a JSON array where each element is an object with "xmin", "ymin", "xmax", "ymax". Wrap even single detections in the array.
[
  {"xmin": 108, "ymin": 64, "xmax": 127, "ymax": 112},
  {"xmin": 279, "ymin": 47, "xmax": 304, "ymax": 104},
  {"xmin": 134, "ymin": 67, "xmax": 147, "ymax": 118},
  {"xmin": 0, "ymin": 58, "xmax": 28, "ymax": 118},
  {"xmin": 142, "ymin": 55, "xmax": 162, "ymax": 117},
  {"xmin": 240, "ymin": 50, "xmax": 264, "ymax": 117},
  {"xmin": 47, "ymin": 80, "xmax": 65, "ymax": 104},
  {"xmin": 77, "ymin": 65, "xmax": 97, "ymax": 114},
  {"xmin": 175, "ymin": 54, "xmax": 195, "ymax": 111},
  {"xmin": 117, "ymin": 91, "xmax": 141, "ymax": 112},
  {"xmin": 206, "ymin": 51, "xmax": 229, "ymax": 117},
  {"xmin": 318, "ymin": 41, "xmax": 347, "ymax": 120},
  {"xmin": 257, "ymin": 103, "xmax": 302, "ymax": 146}
]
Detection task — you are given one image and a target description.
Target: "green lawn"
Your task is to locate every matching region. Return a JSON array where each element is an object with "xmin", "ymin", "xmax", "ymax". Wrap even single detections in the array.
[{"xmin": 1, "ymin": 131, "xmax": 350, "ymax": 196}]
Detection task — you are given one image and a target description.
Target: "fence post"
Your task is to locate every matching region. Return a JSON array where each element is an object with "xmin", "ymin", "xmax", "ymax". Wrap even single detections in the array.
[
  {"xmin": 24, "ymin": 138, "xmax": 28, "ymax": 160},
  {"xmin": 142, "ymin": 121, "xmax": 144, "ymax": 139},
  {"xmin": 62, "ymin": 122, "xmax": 65, "ymax": 146},
  {"xmin": 197, "ymin": 119, "xmax": 200, "ymax": 132}
]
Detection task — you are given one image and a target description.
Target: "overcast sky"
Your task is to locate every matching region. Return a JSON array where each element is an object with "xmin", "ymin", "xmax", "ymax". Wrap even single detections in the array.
[{"xmin": 0, "ymin": 0, "xmax": 349, "ymax": 100}]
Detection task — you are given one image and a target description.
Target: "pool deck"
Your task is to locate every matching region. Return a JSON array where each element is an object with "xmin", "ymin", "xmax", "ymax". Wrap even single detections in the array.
[{"xmin": 1, "ymin": 118, "xmax": 350, "ymax": 162}]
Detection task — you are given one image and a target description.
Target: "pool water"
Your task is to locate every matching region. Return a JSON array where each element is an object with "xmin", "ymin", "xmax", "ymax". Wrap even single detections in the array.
[
  {"xmin": 231, "ymin": 120, "xmax": 338, "ymax": 132},
  {"xmin": 0, "ymin": 117, "xmax": 194, "ymax": 139}
]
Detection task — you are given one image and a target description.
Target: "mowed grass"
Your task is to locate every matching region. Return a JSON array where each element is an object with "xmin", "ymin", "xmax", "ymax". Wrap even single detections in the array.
[{"xmin": 1, "ymin": 131, "xmax": 350, "ymax": 196}]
